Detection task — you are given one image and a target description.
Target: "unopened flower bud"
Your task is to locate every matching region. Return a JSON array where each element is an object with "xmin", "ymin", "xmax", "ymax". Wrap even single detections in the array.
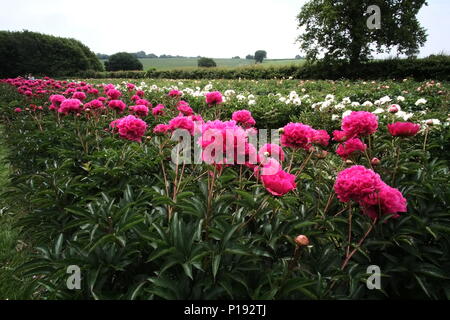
[
  {"xmin": 295, "ymin": 235, "xmax": 310, "ymax": 247},
  {"xmin": 371, "ymin": 157, "xmax": 381, "ymax": 166},
  {"xmin": 345, "ymin": 159, "xmax": 354, "ymax": 166},
  {"xmin": 388, "ymin": 105, "xmax": 399, "ymax": 113}
]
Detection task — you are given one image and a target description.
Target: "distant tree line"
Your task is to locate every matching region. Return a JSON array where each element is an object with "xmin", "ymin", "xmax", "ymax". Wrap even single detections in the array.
[
  {"xmin": 0, "ymin": 30, "xmax": 103, "ymax": 77},
  {"xmin": 96, "ymin": 52, "xmax": 194, "ymax": 59}
]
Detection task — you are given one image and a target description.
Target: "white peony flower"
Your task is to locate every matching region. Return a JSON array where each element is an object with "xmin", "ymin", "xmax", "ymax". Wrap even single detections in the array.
[
  {"xmin": 373, "ymin": 108, "xmax": 385, "ymax": 114},
  {"xmin": 415, "ymin": 98, "xmax": 427, "ymax": 106},
  {"xmin": 248, "ymin": 100, "xmax": 256, "ymax": 106},
  {"xmin": 397, "ymin": 96, "xmax": 405, "ymax": 102},
  {"xmin": 342, "ymin": 110, "xmax": 353, "ymax": 118},
  {"xmin": 342, "ymin": 97, "xmax": 351, "ymax": 104},
  {"xmin": 362, "ymin": 101, "xmax": 373, "ymax": 107}
]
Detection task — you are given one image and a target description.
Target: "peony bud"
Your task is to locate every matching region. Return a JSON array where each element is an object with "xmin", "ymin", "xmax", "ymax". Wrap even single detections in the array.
[
  {"xmin": 295, "ymin": 235, "xmax": 310, "ymax": 247},
  {"xmin": 371, "ymin": 157, "xmax": 381, "ymax": 166},
  {"xmin": 388, "ymin": 105, "xmax": 399, "ymax": 113}
]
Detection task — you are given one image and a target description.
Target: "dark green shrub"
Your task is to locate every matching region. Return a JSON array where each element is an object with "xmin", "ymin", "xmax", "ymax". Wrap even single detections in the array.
[
  {"xmin": 198, "ymin": 57, "xmax": 217, "ymax": 68},
  {"xmin": 0, "ymin": 30, "xmax": 103, "ymax": 77},
  {"xmin": 105, "ymin": 52, "xmax": 143, "ymax": 71}
]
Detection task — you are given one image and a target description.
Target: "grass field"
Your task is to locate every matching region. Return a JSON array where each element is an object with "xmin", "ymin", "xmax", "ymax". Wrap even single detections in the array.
[{"xmin": 101, "ymin": 58, "xmax": 305, "ymax": 71}]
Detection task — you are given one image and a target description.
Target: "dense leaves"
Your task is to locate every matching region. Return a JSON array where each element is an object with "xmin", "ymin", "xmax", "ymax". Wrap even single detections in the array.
[{"xmin": 0, "ymin": 30, "xmax": 103, "ymax": 77}]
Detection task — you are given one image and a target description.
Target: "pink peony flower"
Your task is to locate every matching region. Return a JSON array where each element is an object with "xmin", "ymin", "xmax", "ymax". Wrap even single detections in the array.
[
  {"xmin": 153, "ymin": 124, "xmax": 171, "ymax": 135},
  {"xmin": 332, "ymin": 130, "xmax": 348, "ymax": 142},
  {"xmin": 261, "ymin": 170, "xmax": 297, "ymax": 197},
  {"xmin": 312, "ymin": 129, "xmax": 330, "ymax": 147},
  {"xmin": 152, "ymin": 104, "xmax": 165, "ymax": 116},
  {"xmin": 254, "ymin": 158, "xmax": 283, "ymax": 178},
  {"xmin": 200, "ymin": 120, "xmax": 254, "ymax": 166},
  {"xmin": 387, "ymin": 122, "xmax": 420, "ymax": 137},
  {"xmin": 136, "ymin": 99, "xmax": 151, "ymax": 107},
  {"xmin": 232, "ymin": 110, "xmax": 256, "ymax": 128},
  {"xmin": 168, "ymin": 90, "xmax": 183, "ymax": 97},
  {"xmin": 205, "ymin": 91, "xmax": 223, "ymax": 105},
  {"xmin": 107, "ymin": 89, "xmax": 122, "ymax": 100},
  {"xmin": 88, "ymin": 88, "xmax": 99, "ymax": 95},
  {"xmin": 169, "ymin": 115, "xmax": 195, "ymax": 135},
  {"xmin": 85, "ymin": 99, "xmax": 103, "ymax": 110},
  {"xmin": 136, "ymin": 90, "xmax": 145, "ymax": 98},
  {"xmin": 59, "ymin": 99, "xmax": 82, "ymax": 115},
  {"xmin": 258, "ymin": 144, "xmax": 285, "ymax": 163},
  {"xmin": 110, "ymin": 115, "xmax": 147, "ymax": 142},
  {"xmin": 108, "ymin": 100, "xmax": 127, "ymax": 113},
  {"xmin": 360, "ymin": 184, "xmax": 407, "ymax": 220},
  {"xmin": 129, "ymin": 105, "xmax": 149, "ymax": 117},
  {"xmin": 49, "ymin": 95, "xmax": 66, "ymax": 107},
  {"xmin": 334, "ymin": 165, "xmax": 383, "ymax": 203},
  {"xmin": 336, "ymin": 138, "xmax": 367, "ymax": 160},
  {"xmin": 281, "ymin": 122, "xmax": 315, "ymax": 150},
  {"xmin": 72, "ymin": 91, "xmax": 86, "ymax": 101},
  {"xmin": 341, "ymin": 111, "xmax": 378, "ymax": 138},
  {"xmin": 177, "ymin": 101, "xmax": 194, "ymax": 116},
  {"xmin": 127, "ymin": 83, "xmax": 136, "ymax": 91},
  {"xmin": 14, "ymin": 107, "xmax": 22, "ymax": 112}
]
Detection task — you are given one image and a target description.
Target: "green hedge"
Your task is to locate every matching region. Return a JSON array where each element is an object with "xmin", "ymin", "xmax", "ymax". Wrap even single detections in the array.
[
  {"xmin": 0, "ymin": 30, "xmax": 103, "ymax": 77},
  {"xmin": 71, "ymin": 55, "xmax": 450, "ymax": 81}
]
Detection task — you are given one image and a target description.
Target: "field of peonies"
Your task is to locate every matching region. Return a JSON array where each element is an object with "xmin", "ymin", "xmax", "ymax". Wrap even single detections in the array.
[{"xmin": 0, "ymin": 76, "xmax": 449, "ymax": 299}]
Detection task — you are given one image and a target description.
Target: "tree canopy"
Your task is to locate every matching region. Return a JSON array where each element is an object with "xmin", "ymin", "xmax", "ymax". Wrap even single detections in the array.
[
  {"xmin": 296, "ymin": 0, "xmax": 428, "ymax": 64},
  {"xmin": 255, "ymin": 50, "xmax": 267, "ymax": 63},
  {"xmin": 105, "ymin": 52, "xmax": 143, "ymax": 71},
  {"xmin": 0, "ymin": 30, "xmax": 103, "ymax": 77}
]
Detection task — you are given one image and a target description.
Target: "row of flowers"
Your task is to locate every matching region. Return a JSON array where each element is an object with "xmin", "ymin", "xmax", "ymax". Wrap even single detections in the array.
[{"xmin": 3, "ymin": 76, "xmax": 442, "ymax": 224}]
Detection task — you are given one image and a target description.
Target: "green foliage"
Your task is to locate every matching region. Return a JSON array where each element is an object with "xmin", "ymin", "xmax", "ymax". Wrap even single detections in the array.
[
  {"xmin": 198, "ymin": 57, "xmax": 217, "ymax": 68},
  {"xmin": 297, "ymin": 0, "xmax": 428, "ymax": 64},
  {"xmin": 105, "ymin": 52, "xmax": 144, "ymax": 72},
  {"xmin": 0, "ymin": 30, "xmax": 103, "ymax": 77}
]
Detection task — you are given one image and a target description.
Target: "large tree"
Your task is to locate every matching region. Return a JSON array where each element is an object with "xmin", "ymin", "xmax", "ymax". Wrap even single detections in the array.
[
  {"xmin": 296, "ymin": 0, "xmax": 428, "ymax": 64},
  {"xmin": 255, "ymin": 50, "xmax": 267, "ymax": 63}
]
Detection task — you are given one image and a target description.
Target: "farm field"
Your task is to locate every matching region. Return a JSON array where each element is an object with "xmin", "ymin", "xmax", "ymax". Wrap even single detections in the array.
[
  {"xmin": 0, "ymin": 77, "xmax": 449, "ymax": 300},
  {"xmin": 100, "ymin": 58, "xmax": 305, "ymax": 71}
]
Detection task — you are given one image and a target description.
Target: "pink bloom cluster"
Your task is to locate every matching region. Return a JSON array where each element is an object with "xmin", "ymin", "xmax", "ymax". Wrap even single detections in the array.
[
  {"xmin": 281, "ymin": 123, "xmax": 330, "ymax": 150},
  {"xmin": 177, "ymin": 101, "xmax": 194, "ymax": 116},
  {"xmin": 110, "ymin": 115, "xmax": 148, "ymax": 143},
  {"xmin": 334, "ymin": 165, "xmax": 407, "ymax": 220},
  {"xmin": 336, "ymin": 138, "xmax": 367, "ymax": 160},
  {"xmin": 199, "ymin": 120, "xmax": 256, "ymax": 167},
  {"xmin": 205, "ymin": 91, "xmax": 223, "ymax": 106},
  {"xmin": 387, "ymin": 122, "xmax": 420, "ymax": 137},
  {"xmin": 341, "ymin": 111, "xmax": 378, "ymax": 139},
  {"xmin": 232, "ymin": 110, "xmax": 256, "ymax": 129},
  {"xmin": 108, "ymin": 100, "xmax": 127, "ymax": 113},
  {"xmin": 59, "ymin": 99, "xmax": 82, "ymax": 115},
  {"xmin": 129, "ymin": 105, "xmax": 149, "ymax": 117}
]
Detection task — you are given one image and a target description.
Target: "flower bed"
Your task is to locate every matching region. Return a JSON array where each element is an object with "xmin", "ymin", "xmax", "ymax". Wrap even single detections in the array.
[{"xmin": 0, "ymin": 77, "xmax": 449, "ymax": 299}]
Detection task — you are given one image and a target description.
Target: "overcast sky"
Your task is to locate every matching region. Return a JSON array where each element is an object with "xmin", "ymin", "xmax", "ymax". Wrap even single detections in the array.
[{"xmin": 0, "ymin": 0, "xmax": 448, "ymax": 59}]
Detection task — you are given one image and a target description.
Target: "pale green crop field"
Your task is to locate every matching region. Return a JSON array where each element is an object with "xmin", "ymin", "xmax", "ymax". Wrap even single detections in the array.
[{"xmin": 101, "ymin": 58, "xmax": 305, "ymax": 71}]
